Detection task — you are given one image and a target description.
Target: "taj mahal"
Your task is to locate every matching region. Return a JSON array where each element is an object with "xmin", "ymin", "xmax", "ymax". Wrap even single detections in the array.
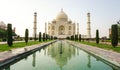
[{"xmin": 33, "ymin": 9, "xmax": 91, "ymax": 39}]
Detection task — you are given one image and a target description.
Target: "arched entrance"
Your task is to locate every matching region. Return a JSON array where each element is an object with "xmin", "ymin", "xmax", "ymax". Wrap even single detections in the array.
[{"xmin": 59, "ymin": 25, "xmax": 65, "ymax": 35}]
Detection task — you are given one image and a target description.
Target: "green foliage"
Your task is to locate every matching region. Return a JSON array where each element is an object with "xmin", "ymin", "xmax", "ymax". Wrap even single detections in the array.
[
  {"xmin": 75, "ymin": 34, "xmax": 78, "ymax": 41},
  {"xmin": 79, "ymin": 34, "xmax": 81, "ymax": 42},
  {"xmin": 25, "ymin": 29, "xmax": 29, "ymax": 44},
  {"xmin": 73, "ymin": 35, "xmax": 75, "ymax": 40},
  {"xmin": 48, "ymin": 35, "xmax": 50, "ymax": 40},
  {"xmin": 54, "ymin": 36, "xmax": 57, "ymax": 39},
  {"xmin": 0, "ymin": 41, "xmax": 41, "ymax": 52},
  {"xmin": 118, "ymin": 23, "xmax": 120, "ymax": 43},
  {"xmin": 39, "ymin": 32, "xmax": 41, "ymax": 42},
  {"xmin": 66, "ymin": 36, "xmax": 70, "ymax": 40},
  {"xmin": 34, "ymin": 33, "xmax": 37, "ymax": 41},
  {"xmin": 80, "ymin": 41, "xmax": 120, "ymax": 53},
  {"xmin": 0, "ymin": 29, "xmax": 7, "ymax": 38},
  {"xmin": 43, "ymin": 33, "xmax": 45, "ymax": 41},
  {"xmin": 96, "ymin": 29, "xmax": 99, "ymax": 44},
  {"xmin": 51, "ymin": 36, "xmax": 53, "ymax": 40},
  {"xmin": 111, "ymin": 24, "xmax": 118, "ymax": 47},
  {"xmin": 45, "ymin": 34, "xmax": 48, "ymax": 41},
  {"xmin": 7, "ymin": 24, "xmax": 13, "ymax": 46},
  {"xmin": 71, "ymin": 35, "xmax": 74, "ymax": 40}
]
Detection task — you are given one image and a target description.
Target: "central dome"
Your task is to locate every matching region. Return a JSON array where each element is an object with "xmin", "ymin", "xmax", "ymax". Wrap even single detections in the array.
[{"xmin": 56, "ymin": 9, "xmax": 68, "ymax": 21}]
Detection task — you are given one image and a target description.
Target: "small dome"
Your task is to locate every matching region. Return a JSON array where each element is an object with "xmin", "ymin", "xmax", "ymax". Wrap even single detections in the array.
[
  {"xmin": 0, "ymin": 21, "xmax": 6, "ymax": 27},
  {"xmin": 56, "ymin": 9, "xmax": 68, "ymax": 21},
  {"xmin": 52, "ymin": 19, "xmax": 56, "ymax": 23},
  {"xmin": 0, "ymin": 21, "xmax": 6, "ymax": 29}
]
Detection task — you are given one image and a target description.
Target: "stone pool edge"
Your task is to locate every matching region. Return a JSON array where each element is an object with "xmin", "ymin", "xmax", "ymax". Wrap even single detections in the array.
[
  {"xmin": 0, "ymin": 40, "xmax": 57, "ymax": 67},
  {"xmin": 66, "ymin": 40, "xmax": 120, "ymax": 68}
]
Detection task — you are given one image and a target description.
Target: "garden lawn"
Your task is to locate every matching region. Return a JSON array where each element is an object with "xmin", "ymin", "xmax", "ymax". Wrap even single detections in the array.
[
  {"xmin": 0, "ymin": 40, "xmax": 49, "ymax": 52},
  {"xmin": 79, "ymin": 41, "xmax": 120, "ymax": 53}
]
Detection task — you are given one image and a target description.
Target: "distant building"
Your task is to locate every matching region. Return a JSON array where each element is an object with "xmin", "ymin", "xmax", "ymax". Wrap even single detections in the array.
[
  {"xmin": 0, "ymin": 21, "xmax": 7, "ymax": 30},
  {"xmin": 46, "ymin": 9, "xmax": 76, "ymax": 38},
  {"xmin": 44, "ymin": 9, "xmax": 91, "ymax": 38}
]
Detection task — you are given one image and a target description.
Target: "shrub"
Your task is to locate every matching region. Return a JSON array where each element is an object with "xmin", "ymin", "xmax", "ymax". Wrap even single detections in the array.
[
  {"xmin": 96, "ymin": 29, "xmax": 99, "ymax": 44},
  {"xmin": 111, "ymin": 24, "xmax": 118, "ymax": 47},
  {"xmin": 39, "ymin": 32, "xmax": 41, "ymax": 42},
  {"xmin": 7, "ymin": 24, "xmax": 13, "ymax": 46},
  {"xmin": 25, "ymin": 29, "xmax": 29, "ymax": 44},
  {"xmin": 79, "ymin": 34, "xmax": 81, "ymax": 42}
]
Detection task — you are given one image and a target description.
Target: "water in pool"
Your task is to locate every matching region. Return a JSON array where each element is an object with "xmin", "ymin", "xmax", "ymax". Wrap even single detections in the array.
[{"xmin": 1, "ymin": 40, "xmax": 120, "ymax": 70}]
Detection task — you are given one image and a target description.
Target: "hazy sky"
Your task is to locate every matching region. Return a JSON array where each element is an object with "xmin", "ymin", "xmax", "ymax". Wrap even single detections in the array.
[{"xmin": 0, "ymin": 0, "xmax": 120, "ymax": 37}]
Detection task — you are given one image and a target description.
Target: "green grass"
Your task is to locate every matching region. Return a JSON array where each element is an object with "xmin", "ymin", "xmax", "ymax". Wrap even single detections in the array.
[
  {"xmin": 78, "ymin": 41, "xmax": 120, "ymax": 53},
  {"xmin": 0, "ymin": 40, "xmax": 51, "ymax": 52}
]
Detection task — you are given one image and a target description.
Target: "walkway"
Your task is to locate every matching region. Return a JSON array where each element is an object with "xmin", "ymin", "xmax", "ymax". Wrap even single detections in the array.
[
  {"xmin": 0, "ymin": 40, "xmax": 34, "ymax": 45},
  {"xmin": 67, "ymin": 40, "xmax": 120, "ymax": 67},
  {"xmin": 0, "ymin": 40, "xmax": 56, "ymax": 66}
]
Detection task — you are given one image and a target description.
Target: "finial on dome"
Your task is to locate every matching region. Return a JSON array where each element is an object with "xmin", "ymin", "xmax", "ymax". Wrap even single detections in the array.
[{"xmin": 61, "ymin": 8, "xmax": 63, "ymax": 12}]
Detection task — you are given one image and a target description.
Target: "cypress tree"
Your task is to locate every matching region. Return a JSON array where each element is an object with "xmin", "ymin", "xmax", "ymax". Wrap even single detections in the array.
[
  {"xmin": 25, "ymin": 29, "xmax": 29, "ymax": 44},
  {"xmin": 7, "ymin": 24, "xmax": 13, "ymax": 46},
  {"xmin": 39, "ymin": 32, "xmax": 41, "ymax": 42},
  {"xmin": 76, "ymin": 34, "xmax": 78, "ymax": 41},
  {"xmin": 46, "ymin": 34, "xmax": 48, "ymax": 41},
  {"xmin": 34, "ymin": 33, "xmax": 37, "ymax": 41},
  {"xmin": 51, "ymin": 36, "xmax": 53, "ymax": 40},
  {"xmin": 79, "ymin": 34, "xmax": 81, "ymax": 42},
  {"xmin": 73, "ymin": 35, "xmax": 75, "ymax": 40},
  {"xmin": 43, "ymin": 33, "xmax": 45, "ymax": 41},
  {"xmin": 75, "ymin": 35, "xmax": 77, "ymax": 41},
  {"xmin": 71, "ymin": 36, "xmax": 72, "ymax": 40},
  {"xmin": 48, "ymin": 35, "xmax": 50, "ymax": 40},
  {"xmin": 111, "ymin": 24, "xmax": 118, "ymax": 47},
  {"xmin": 96, "ymin": 29, "xmax": 99, "ymax": 44},
  {"xmin": 71, "ymin": 35, "xmax": 74, "ymax": 40}
]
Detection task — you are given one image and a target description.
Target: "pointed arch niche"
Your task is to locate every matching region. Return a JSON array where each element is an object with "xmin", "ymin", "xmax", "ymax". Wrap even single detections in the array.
[{"xmin": 59, "ymin": 25, "xmax": 65, "ymax": 35}]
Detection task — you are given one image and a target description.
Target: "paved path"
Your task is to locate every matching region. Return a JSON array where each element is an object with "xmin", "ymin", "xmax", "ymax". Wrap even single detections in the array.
[
  {"xmin": 0, "ymin": 40, "xmax": 34, "ymax": 45},
  {"xmin": 67, "ymin": 40, "xmax": 120, "ymax": 67},
  {"xmin": 0, "ymin": 40, "xmax": 56, "ymax": 66}
]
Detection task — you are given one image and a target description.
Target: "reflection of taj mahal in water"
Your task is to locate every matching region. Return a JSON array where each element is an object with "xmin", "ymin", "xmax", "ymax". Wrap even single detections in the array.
[
  {"xmin": 47, "ymin": 41, "xmax": 76, "ymax": 69},
  {"xmin": 44, "ymin": 9, "xmax": 91, "ymax": 38}
]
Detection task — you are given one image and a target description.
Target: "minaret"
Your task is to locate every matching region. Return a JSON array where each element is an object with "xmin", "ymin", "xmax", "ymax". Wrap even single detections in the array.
[
  {"xmin": 73, "ymin": 23, "xmax": 76, "ymax": 35},
  {"xmin": 45, "ymin": 22, "xmax": 47, "ymax": 34},
  {"xmin": 87, "ymin": 13, "xmax": 91, "ymax": 38},
  {"xmin": 33, "ymin": 12, "xmax": 37, "ymax": 38},
  {"xmin": 77, "ymin": 23, "xmax": 79, "ymax": 35}
]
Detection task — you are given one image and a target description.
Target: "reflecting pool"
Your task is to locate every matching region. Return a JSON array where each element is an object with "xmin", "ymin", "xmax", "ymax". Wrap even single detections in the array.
[{"xmin": 1, "ymin": 40, "xmax": 120, "ymax": 70}]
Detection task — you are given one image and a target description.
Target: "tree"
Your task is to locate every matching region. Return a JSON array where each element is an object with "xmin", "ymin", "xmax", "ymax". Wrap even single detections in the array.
[
  {"xmin": 7, "ymin": 24, "xmax": 13, "ymax": 46},
  {"xmin": 96, "ymin": 29, "xmax": 99, "ymax": 44},
  {"xmin": 39, "ymin": 32, "xmax": 41, "ymax": 42},
  {"xmin": 111, "ymin": 24, "xmax": 118, "ymax": 47},
  {"xmin": 34, "ymin": 33, "xmax": 37, "ymax": 41},
  {"xmin": 66, "ymin": 36, "xmax": 70, "ymax": 40},
  {"xmin": 25, "ymin": 29, "xmax": 29, "ymax": 44},
  {"xmin": 54, "ymin": 36, "xmax": 57, "ymax": 39},
  {"xmin": 51, "ymin": 36, "xmax": 53, "ymax": 40},
  {"xmin": 43, "ymin": 33, "xmax": 45, "ymax": 41},
  {"xmin": 73, "ymin": 35, "xmax": 75, "ymax": 41},
  {"xmin": 117, "ymin": 21, "xmax": 120, "ymax": 43},
  {"xmin": 48, "ymin": 34, "xmax": 50, "ymax": 40},
  {"xmin": 75, "ymin": 34, "xmax": 78, "ymax": 41},
  {"xmin": 71, "ymin": 35, "xmax": 74, "ymax": 40},
  {"xmin": 46, "ymin": 34, "xmax": 48, "ymax": 41},
  {"xmin": 76, "ymin": 34, "xmax": 78, "ymax": 41},
  {"xmin": 79, "ymin": 34, "xmax": 81, "ymax": 42}
]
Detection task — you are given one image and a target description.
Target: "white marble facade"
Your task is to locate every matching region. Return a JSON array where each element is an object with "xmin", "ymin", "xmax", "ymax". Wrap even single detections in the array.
[{"xmin": 46, "ymin": 9, "xmax": 76, "ymax": 38}]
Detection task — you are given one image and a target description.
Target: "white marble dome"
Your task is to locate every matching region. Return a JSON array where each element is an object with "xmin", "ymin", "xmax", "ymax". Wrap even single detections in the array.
[{"xmin": 56, "ymin": 9, "xmax": 68, "ymax": 21}]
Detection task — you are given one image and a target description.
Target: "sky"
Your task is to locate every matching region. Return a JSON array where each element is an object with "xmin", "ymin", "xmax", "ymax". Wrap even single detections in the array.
[{"xmin": 0, "ymin": 0, "xmax": 120, "ymax": 38}]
